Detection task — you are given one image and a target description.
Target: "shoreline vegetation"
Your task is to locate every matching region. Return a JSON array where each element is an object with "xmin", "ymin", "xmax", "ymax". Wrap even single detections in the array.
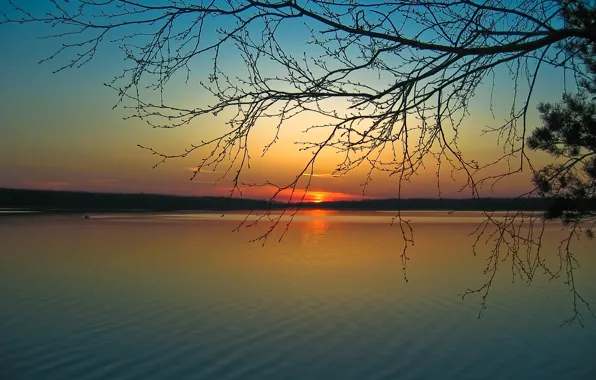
[{"xmin": 0, "ymin": 187, "xmax": 567, "ymax": 215}]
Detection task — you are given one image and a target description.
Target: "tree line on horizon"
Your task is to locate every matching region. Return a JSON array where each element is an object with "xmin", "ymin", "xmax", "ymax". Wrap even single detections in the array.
[{"xmin": 0, "ymin": 187, "xmax": 575, "ymax": 213}]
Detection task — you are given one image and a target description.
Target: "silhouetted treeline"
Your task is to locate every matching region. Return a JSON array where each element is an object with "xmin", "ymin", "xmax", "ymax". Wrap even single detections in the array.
[
  {"xmin": 1, "ymin": 187, "xmax": 587, "ymax": 213},
  {"xmin": 0, "ymin": 188, "xmax": 273, "ymax": 212},
  {"xmin": 297, "ymin": 197, "xmax": 553, "ymax": 211}
]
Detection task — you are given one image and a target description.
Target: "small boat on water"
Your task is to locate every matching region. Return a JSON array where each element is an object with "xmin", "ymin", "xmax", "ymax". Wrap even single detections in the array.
[{"xmin": 83, "ymin": 213, "xmax": 90, "ymax": 219}]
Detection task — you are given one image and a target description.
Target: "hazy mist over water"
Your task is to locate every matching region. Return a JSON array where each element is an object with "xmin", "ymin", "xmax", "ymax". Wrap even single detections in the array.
[{"xmin": 1, "ymin": 211, "xmax": 595, "ymax": 379}]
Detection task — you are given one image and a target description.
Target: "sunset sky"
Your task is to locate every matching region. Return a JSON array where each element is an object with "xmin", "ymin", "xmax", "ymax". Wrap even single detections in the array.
[{"xmin": 0, "ymin": 1, "xmax": 573, "ymax": 202}]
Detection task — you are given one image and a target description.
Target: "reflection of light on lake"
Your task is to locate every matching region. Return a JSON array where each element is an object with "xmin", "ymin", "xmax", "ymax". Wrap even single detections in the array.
[
  {"xmin": 305, "ymin": 209, "xmax": 332, "ymax": 217},
  {"xmin": 301, "ymin": 209, "xmax": 330, "ymax": 246}
]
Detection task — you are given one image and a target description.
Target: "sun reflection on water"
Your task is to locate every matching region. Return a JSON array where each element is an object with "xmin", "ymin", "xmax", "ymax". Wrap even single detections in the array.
[{"xmin": 300, "ymin": 209, "xmax": 331, "ymax": 246}]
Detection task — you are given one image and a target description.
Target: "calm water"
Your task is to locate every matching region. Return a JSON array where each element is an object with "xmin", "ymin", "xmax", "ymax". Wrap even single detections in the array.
[{"xmin": 1, "ymin": 211, "xmax": 595, "ymax": 380}]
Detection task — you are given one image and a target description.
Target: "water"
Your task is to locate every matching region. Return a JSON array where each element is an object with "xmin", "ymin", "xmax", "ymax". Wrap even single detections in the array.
[{"xmin": 1, "ymin": 211, "xmax": 595, "ymax": 379}]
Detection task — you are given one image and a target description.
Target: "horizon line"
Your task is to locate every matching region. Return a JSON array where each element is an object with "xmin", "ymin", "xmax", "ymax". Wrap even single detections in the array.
[{"xmin": 0, "ymin": 187, "xmax": 541, "ymax": 203}]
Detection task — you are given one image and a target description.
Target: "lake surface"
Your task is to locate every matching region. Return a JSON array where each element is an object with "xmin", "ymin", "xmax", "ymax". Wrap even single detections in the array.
[{"xmin": 1, "ymin": 211, "xmax": 595, "ymax": 379}]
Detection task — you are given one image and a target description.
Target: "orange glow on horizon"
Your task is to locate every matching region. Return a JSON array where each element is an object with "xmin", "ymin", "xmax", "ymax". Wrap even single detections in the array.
[
  {"xmin": 311, "ymin": 192, "xmax": 325, "ymax": 203},
  {"xmin": 303, "ymin": 190, "xmax": 366, "ymax": 203},
  {"xmin": 226, "ymin": 185, "xmax": 370, "ymax": 203}
]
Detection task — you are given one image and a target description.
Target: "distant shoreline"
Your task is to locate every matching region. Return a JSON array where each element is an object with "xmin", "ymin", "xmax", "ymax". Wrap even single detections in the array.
[{"xmin": 0, "ymin": 187, "xmax": 557, "ymax": 215}]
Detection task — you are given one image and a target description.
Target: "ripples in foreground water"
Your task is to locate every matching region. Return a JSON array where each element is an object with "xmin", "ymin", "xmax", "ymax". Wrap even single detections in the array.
[{"xmin": 1, "ymin": 211, "xmax": 595, "ymax": 380}]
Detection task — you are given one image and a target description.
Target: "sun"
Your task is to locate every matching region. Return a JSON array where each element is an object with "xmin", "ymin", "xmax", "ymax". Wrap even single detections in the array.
[
  {"xmin": 304, "ymin": 190, "xmax": 365, "ymax": 203},
  {"xmin": 311, "ymin": 192, "xmax": 326, "ymax": 203}
]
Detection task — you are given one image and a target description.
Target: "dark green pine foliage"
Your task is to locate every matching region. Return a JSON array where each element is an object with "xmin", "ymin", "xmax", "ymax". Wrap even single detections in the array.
[
  {"xmin": 527, "ymin": 1, "xmax": 596, "ymax": 225},
  {"xmin": 528, "ymin": 96, "xmax": 596, "ymax": 223}
]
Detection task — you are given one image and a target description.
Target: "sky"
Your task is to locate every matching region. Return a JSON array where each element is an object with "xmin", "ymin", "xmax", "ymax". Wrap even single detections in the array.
[{"xmin": 0, "ymin": 1, "xmax": 573, "ymax": 202}]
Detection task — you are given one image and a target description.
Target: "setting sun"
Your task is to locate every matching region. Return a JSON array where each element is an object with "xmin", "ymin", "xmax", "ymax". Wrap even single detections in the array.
[
  {"xmin": 303, "ymin": 190, "xmax": 368, "ymax": 203},
  {"xmin": 311, "ymin": 192, "xmax": 325, "ymax": 203}
]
